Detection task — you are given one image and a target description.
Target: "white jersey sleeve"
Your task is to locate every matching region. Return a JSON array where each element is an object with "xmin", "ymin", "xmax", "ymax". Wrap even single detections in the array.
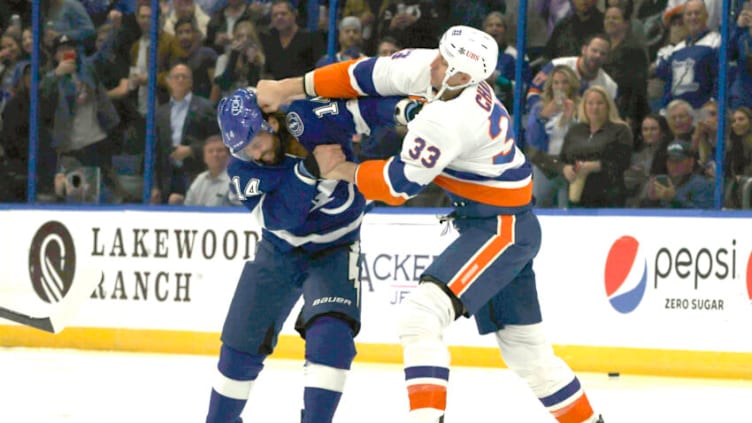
[{"xmin": 306, "ymin": 49, "xmax": 436, "ymax": 99}]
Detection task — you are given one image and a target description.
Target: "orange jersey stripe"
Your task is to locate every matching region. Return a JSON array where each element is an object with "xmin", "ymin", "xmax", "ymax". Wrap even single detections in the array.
[
  {"xmin": 551, "ymin": 393, "xmax": 595, "ymax": 423},
  {"xmin": 312, "ymin": 59, "xmax": 361, "ymax": 98},
  {"xmin": 448, "ymin": 215, "xmax": 514, "ymax": 297},
  {"xmin": 434, "ymin": 175, "xmax": 533, "ymax": 207},
  {"xmin": 406, "ymin": 384, "xmax": 447, "ymax": 411},
  {"xmin": 356, "ymin": 160, "xmax": 407, "ymax": 206}
]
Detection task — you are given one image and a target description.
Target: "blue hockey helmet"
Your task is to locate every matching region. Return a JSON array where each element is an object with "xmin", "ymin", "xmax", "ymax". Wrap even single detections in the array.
[{"xmin": 217, "ymin": 88, "xmax": 273, "ymax": 159}]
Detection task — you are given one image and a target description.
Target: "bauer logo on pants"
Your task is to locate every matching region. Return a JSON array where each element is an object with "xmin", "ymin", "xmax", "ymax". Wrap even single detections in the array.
[{"xmin": 28, "ymin": 221, "xmax": 76, "ymax": 303}]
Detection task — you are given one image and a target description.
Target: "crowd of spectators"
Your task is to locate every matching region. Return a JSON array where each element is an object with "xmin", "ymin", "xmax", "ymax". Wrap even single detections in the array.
[{"xmin": 0, "ymin": 0, "xmax": 750, "ymax": 209}]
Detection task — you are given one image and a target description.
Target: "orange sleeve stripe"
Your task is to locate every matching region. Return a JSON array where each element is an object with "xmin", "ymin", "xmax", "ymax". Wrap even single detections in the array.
[
  {"xmin": 406, "ymin": 384, "xmax": 447, "ymax": 411},
  {"xmin": 433, "ymin": 176, "xmax": 532, "ymax": 207},
  {"xmin": 448, "ymin": 215, "xmax": 513, "ymax": 297},
  {"xmin": 551, "ymin": 393, "xmax": 595, "ymax": 423},
  {"xmin": 355, "ymin": 160, "xmax": 407, "ymax": 206},
  {"xmin": 312, "ymin": 59, "xmax": 362, "ymax": 98}
]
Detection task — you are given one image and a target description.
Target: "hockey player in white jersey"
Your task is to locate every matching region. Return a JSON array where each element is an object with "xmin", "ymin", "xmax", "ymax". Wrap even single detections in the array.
[{"xmin": 257, "ymin": 26, "xmax": 605, "ymax": 423}]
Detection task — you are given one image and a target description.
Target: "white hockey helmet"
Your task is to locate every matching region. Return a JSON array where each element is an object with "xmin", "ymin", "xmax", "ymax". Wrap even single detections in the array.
[{"xmin": 432, "ymin": 25, "xmax": 498, "ymax": 100}]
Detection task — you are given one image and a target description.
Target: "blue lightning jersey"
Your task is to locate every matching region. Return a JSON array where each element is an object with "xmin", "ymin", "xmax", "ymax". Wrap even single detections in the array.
[
  {"xmin": 228, "ymin": 96, "xmax": 401, "ymax": 253},
  {"xmin": 655, "ymin": 30, "xmax": 721, "ymax": 109}
]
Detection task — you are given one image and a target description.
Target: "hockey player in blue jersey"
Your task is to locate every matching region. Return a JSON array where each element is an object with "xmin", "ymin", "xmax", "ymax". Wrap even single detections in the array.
[{"xmin": 206, "ymin": 88, "xmax": 414, "ymax": 423}]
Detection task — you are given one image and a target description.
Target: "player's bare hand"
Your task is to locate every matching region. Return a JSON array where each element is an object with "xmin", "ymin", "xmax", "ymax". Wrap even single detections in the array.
[
  {"xmin": 256, "ymin": 79, "xmax": 305, "ymax": 112},
  {"xmin": 313, "ymin": 144, "xmax": 346, "ymax": 177}
]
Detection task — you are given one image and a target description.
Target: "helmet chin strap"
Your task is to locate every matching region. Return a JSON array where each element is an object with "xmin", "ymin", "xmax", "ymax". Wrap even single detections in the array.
[{"xmin": 425, "ymin": 68, "xmax": 475, "ymax": 102}]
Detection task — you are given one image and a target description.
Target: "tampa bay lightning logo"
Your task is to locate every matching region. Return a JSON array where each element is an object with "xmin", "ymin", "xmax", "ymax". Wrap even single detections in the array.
[
  {"xmin": 286, "ymin": 112, "xmax": 304, "ymax": 138},
  {"xmin": 604, "ymin": 236, "xmax": 647, "ymax": 314},
  {"xmin": 230, "ymin": 95, "xmax": 243, "ymax": 116}
]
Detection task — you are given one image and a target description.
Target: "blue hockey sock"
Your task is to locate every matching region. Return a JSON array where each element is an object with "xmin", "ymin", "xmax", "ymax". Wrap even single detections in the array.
[
  {"xmin": 207, "ymin": 390, "xmax": 246, "ymax": 423},
  {"xmin": 301, "ymin": 316, "xmax": 356, "ymax": 423},
  {"xmin": 206, "ymin": 344, "xmax": 266, "ymax": 423}
]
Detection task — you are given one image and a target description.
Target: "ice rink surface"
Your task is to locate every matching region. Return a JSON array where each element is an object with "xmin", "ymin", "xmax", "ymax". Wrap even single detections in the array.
[{"xmin": 1, "ymin": 347, "xmax": 751, "ymax": 423}]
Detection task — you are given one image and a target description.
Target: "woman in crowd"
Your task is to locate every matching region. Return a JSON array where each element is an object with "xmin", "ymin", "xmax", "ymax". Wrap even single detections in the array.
[
  {"xmin": 624, "ymin": 114, "xmax": 672, "ymax": 207},
  {"xmin": 525, "ymin": 64, "xmax": 580, "ymax": 208},
  {"xmin": 725, "ymin": 106, "xmax": 752, "ymax": 208},
  {"xmin": 602, "ymin": 0, "xmax": 649, "ymax": 134},
  {"xmin": 211, "ymin": 19, "xmax": 265, "ymax": 103},
  {"xmin": 691, "ymin": 99, "xmax": 720, "ymax": 178},
  {"xmin": 560, "ymin": 85, "xmax": 633, "ymax": 207}
]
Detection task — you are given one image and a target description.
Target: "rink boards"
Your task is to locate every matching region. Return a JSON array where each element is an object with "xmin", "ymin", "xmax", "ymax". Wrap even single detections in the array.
[{"xmin": 1, "ymin": 206, "xmax": 751, "ymax": 379}]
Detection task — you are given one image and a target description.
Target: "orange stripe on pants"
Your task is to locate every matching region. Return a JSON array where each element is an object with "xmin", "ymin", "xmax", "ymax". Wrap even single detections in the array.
[
  {"xmin": 551, "ymin": 393, "xmax": 595, "ymax": 423},
  {"xmin": 406, "ymin": 384, "xmax": 447, "ymax": 411},
  {"xmin": 447, "ymin": 215, "xmax": 514, "ymax": 297}
]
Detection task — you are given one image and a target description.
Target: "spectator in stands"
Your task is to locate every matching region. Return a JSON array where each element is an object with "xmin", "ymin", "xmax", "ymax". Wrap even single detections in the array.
[
  {"xmin": 40, "ymin": 34, "xmax": 126, "ymax": 203},
  {"xmin": 527, "ymin": 33, "xmax": 617, "ymax": 112},
  {"xmin": 435, "ymin": 0, "xmax": 506, "ymax": 31},
  {"xmin": 639, "ymin": 139, "xmax": 713, "ymax": 208},
  {"xmin": 173, "ymin": 16, "xmax": 218, "ymax": 99},
  {"xmin": 377, "ymin": 0, "xmax": 441, "ymax": 49},
  {"xmin": 245, "ymin": 0, "xmax": 273, "ymax": 27},
  {"xmin": 163, "ymin": 0, "xmax": 211, "ymax": 38},
  {"xmin": 602, "ymin": 1, "xmax": 649, "ymax": 133},
  {"xmin": 211, "ymin": 18, "xmax": 264, "ymax": 103},
  {"xmin": 482, "ymin": 11, "xmax": 531, "ymax": 113},
  {"xmin": 636, "ymin": 0, "xmax": 669, "ymax": 23},
  {"xmin": 194, "ymin": 0, "xmax": 230, "ymax": 17},
  {"xmin": 560, "ymin": 85, "xmax": 633, "ymax": 207},
  {"xmin": 259, "ymin": 0, "xmax": 323, "ymax": 80},
  {"xmin": 535, "ymin": 0, "xmax": 572, "ymax": 38},
  {"xmin": 665, "ymin": 98, "xmax": 695, "ymax": 141},
  {"xmin": 730, "ymin": 1, "xmax": 752, "ymax": 109},
  {"xmin": 89, "ymin": 19, "xmax": 135, "ymax": 157},
  {"xmin": 20, "ymin": 28, "xmax": 33, "ymax": 61},
  {"xmin": 624, "ymin": 113, "xmax": 672, "ymax": 206},
  {"xmin": 725, "ymin": 106, "xmax": 752, "ymax": 208},
  {"xmin": 0, "ymin": 34, "xmax": 22, "ymax": 93},
  {"xmin": 0, "ymin": 33, "xmax": 22, "ymax": 128},
  {"xmin": 0, "ymin": 61, "xmax": 56, "ymax": 202},
  {"xmin": 654, "ymin": 0, "xmax": 720, "ymax": 111},
  {"xmin": 525, "ymin": 65, "xmax": 580, "ymax": 208},
  {"xmin": 42, "ymin": 0, "xmax": 96, "ymax": 53},
  {"xmin": 182, "ymin": 134, "xmax": 238, "ymax": 206},
  {"xmin": 153, "ymin": 62, "xmax": 218, "ymax": 204},
  {"xmin": 691, "ymin": 99, "xmax": 720, "ymax": 179},
  {"xmin": 342, "ymin": 0, "xmax": 380, "ymax": 54},
  {"xmin": 205, "ymin": 0, "xmax": 255, "ymax": 55},
  {"xmin": 663, "ymin": 0, "xmax": 721, "ymax": 31},
  {"xmin": 316, "ymin": 16, "xmax": 365, "ymax": 68},
  {"xmin": 375, "ymin": 35, "xmax": 400, "ymax": 56},
  {"xmin": 543, "ymin": 0, "xmax": 604, "ymax": 61},
  {"xmin": 505, "ymin": 0, "xmax": 549, "ymax": 61},
  {"xmin": 606, "ymin": 0, "xmax": 647, "ymax": 42},
  {"xmin": 129, "ymin": 2, "xmax": 180, "ymax": 113}
]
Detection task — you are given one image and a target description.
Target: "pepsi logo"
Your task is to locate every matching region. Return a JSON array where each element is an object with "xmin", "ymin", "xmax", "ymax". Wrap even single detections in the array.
[{"xmin": 604, "ymin": 236, "xmax": 647, "ymax": 314}]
